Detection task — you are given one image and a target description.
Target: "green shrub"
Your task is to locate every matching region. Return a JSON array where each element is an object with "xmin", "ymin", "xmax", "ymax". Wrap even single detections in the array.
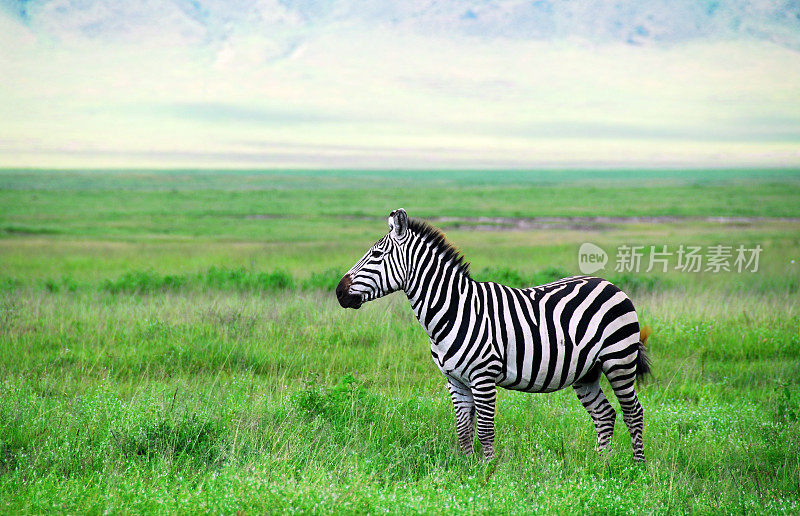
[
  {"xmin": 255, "ymin": 270, "xmax": 295, "ymax": 290},
  {"xmin": 0, "ymin": 276, "xmax": 22, "ymax": 291},
  {"xmin": 473, "ymin": 266, "xmax": 529, "ymax": 287},
  {"xmin": 301, "ymin": 268, "xmax": 345, "ymax": 291},
  {"xmin": 474, "ymin": 266, "xmax": 571, "ymax": 288},
  {"xmin": 41, "ymin": 276, "xmax": 79, "ymax": 293},
  {"xmin": 531, "ymin": 266, "xmax": 571, "ymax": 285},
  {"xmin": 291, "ymin": 374, "xmax": 367, "ymax": 423},
  {"xmin": 202, "ymin": 266, "xmax": 294, "ymax": 291},
  {"xmin": 102, "ymin": 270, "xmax": 186, "ymax": 294},
  {"xmin": 117, "ymin": 415, "xmax": 224, "ymax": 464},
  {"xmin": 607, "ymin": 273, "xmax": 668, "ymax": 292}
]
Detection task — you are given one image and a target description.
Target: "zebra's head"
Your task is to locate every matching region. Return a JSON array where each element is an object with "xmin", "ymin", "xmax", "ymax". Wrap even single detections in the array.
[{"xmin": 336, "ymin": 208, "xmax": 410, "ymax": 309}]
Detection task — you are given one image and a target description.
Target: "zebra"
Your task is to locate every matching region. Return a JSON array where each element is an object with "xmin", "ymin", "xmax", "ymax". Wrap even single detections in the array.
[{"xmin": 336, "ymin": 209, "xmax": 650, "ymax": 461}]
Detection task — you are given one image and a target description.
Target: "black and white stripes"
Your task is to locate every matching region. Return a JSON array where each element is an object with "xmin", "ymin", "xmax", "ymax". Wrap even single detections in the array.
[{"xmin": 336, "ymin": 209, "xmax": 649, "ymax": 461}]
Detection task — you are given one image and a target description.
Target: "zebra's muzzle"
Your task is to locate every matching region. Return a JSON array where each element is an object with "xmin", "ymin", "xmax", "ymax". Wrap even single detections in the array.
[{"xmin": 336, "ymin": 274, "xmax": 363, "ymax": 309}]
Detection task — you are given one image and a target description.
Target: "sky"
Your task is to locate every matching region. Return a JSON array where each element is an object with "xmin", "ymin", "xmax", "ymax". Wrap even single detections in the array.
[{"xmin": 1, "ymin": 0, "xmax": 800, "ymax": 169}]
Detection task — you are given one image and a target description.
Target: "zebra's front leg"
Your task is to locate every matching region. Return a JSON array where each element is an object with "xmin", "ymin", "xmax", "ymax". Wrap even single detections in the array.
[
  {"xmin": 447, "ymin": 378, "xmax": 475, "ymax": 455},
  {"xmin": 471, "ymin": 378, "xmax": 497, "ymax": 461}
]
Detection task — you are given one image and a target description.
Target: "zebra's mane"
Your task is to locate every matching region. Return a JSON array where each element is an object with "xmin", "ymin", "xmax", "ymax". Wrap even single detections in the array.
[{"xmin": 408, "ymin": 218, "xmax": 471, "ymax": 277}]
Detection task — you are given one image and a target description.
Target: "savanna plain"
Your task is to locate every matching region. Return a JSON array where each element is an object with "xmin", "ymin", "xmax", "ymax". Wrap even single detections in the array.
[{"xmin": 1, "ymin": 169, "xmax": 799, "ymax": 514}]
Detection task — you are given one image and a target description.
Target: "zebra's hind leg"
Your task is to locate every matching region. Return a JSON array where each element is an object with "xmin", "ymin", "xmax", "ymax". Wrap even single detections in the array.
[
  {"xmin": 602, "ymin": 360, "xmax": 646, "ymax": 462},
  {"xmin": 447, "ymin": 378, "xmax": 475, "ymax": 455},
  {"xmin": 573, "ymin": 378, "xmax": 616, "ymax": 454}
]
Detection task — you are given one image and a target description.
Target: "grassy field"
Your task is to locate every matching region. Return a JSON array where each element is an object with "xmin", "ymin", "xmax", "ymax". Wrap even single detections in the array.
[{"xmin": 1, "ymin": 169, "xmax": 799, "ymax": 513}]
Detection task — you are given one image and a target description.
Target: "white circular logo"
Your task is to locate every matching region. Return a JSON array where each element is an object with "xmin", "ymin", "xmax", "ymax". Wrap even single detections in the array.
[{"xmin": 578, "ymin": 243, "xmax": 608, "ymax": 274}]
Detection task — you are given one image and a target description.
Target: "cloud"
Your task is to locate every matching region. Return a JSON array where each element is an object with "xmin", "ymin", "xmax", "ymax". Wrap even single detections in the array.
[
  {"xmin": 1, "ymin": 1, "xmax": 800, "ymax": 168},
  {"xmin": 160, "ymin": 102, "xmax": 341, "ymax": 125}
]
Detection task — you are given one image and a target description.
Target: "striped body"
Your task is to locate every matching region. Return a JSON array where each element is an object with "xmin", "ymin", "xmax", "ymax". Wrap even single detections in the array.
[
  {"xmin": 421, "ymin": 276, "xmax": 639, "ymax": 395},
  {"xmin": 337, "ymin": 210, "xmax": 649, "ymax": 461}
]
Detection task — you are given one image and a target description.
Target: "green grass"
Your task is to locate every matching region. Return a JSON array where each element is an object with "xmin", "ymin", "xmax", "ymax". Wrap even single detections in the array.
[
  {"xmin": 1, "ymin": 290, "xmax": 798, "ymax": 513},
  {"xmin": 1, "ymin": 169, "xmax": 800, "ymax": 513}
]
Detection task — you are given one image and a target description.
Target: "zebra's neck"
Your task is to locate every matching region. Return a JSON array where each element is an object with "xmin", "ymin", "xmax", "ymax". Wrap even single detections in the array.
[{"xmin": 403, "ymin": 232, "xmax": 475, "ymax": 340}]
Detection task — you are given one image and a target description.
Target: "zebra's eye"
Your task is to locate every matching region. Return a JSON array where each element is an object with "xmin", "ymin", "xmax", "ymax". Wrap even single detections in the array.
[{"xmin": 371, "ymin": 250, "xmax": 382, "ymax": 258}]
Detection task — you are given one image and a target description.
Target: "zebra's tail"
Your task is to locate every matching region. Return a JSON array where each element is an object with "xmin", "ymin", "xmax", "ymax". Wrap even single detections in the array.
[{"xmin": 636, "ymin": 325, "xmax": 652, "ymax": 380}]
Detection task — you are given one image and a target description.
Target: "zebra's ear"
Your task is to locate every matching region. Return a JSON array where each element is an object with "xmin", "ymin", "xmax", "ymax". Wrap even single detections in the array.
[{"xmin": 388, "ymin": 208, "xmax": 408, "ymax": 238}]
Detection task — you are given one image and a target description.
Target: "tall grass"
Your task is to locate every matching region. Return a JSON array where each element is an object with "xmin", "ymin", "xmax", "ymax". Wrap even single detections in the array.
[{"xmin": 0, "ymin": 289, "xmax": 798, "ymax": 512}]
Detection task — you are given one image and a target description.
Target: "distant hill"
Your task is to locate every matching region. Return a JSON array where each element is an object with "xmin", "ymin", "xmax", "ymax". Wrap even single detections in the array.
[{"xmin": 2, "ymin": 0, "xmax": 800, "ymax": 50}]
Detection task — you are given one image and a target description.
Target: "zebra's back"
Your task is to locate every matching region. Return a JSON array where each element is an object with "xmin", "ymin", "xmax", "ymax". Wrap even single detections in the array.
[{"xmin": 492, "ymin": 276, "xmax": 640, "ymax": 393}]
